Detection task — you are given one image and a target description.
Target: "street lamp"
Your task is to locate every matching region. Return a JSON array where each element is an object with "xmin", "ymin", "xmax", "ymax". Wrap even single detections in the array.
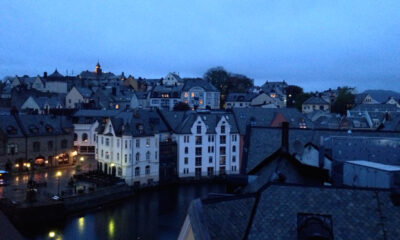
[{"xmin": 56, "ymin": 171, "xmax": 62, "ymax": 196}]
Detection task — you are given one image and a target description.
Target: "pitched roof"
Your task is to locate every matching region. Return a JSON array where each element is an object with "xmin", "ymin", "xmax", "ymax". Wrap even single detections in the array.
[
  {"xmin": 188, "ymin": 184, "xmax": 400, "ymax": 240},
  {"xmin": 48, "ymin": 69, "xmax": 64, "ymax": 78},
  {"xmin": 181, "ymin": 79, "xmax": 218, "ymax": 92},
  {"xmin": 303, "ymin": 96, "xmax": 329, "ymax": 105},
  {"xmin": 232, "ymin": 108, "xmax": 311, "ymax": 135},
  {"xmin": 226, "ymin": 92, "xmax": 258, "ymax": 102},
  {"xmin": 160, "ymin": 110, "xmax": 238, "ymax": 134},
  {"xmin": 245, "ymin": 126, "xmax": 400, "ymax": 173},
  {"xmin": 352, "ymin": 104, "xmax": 400, "ymax": 112}
]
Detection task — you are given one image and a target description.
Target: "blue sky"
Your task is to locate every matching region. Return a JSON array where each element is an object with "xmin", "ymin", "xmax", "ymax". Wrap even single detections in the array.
[{"xmin": 1, "ymin": 1, "xmax": 400, "ymax": 92}]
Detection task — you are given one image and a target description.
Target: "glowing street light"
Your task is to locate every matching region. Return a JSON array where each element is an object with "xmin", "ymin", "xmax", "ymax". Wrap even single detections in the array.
[
  {"xmin": 80, "ymin": 156, "xmax": 85, "ymax": 162},
  {"xmin": 48, "ymin": 231, "xmax": 55, "ymax": 238}
]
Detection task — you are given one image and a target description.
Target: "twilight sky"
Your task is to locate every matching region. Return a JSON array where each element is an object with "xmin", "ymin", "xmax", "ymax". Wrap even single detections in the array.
[{"xmin": 1, "ymin": 0, "xmax": 399, "ymax": 92}]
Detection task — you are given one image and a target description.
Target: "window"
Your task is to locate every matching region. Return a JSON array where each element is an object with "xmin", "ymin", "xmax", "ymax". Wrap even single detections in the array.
[
  {"xmin": 184, "ymin": 135, "xmax": 190, "ymax": 143},
  {"xmin": 135, "ymin": 167, "xmax": 140, "ymax": 176},
  {"xmin": 232, "ymin": 166, "xmax": 237, "ymax": 172},
  {"xmin": 232, "ymin": 145, "xmax": 236, "ymax": 152},
  {"xmin": 195, "ymin": 147, "xmax": 202, "ymax": 155},
  {"xmin": 195, "ymin": 157, "xmax": 202, "ymax": 166},
  {"xmin": 146, "ymin": 151, "xmax": 150, "ymax": 160},
  {"xmin": 117, "ymin": 153, "xmax": 120, "ymax": 160},
  {"xmin": 145, "ymin": 166, "xmax": 150, "ymax": 175},
  {"xmin": 232, "ymin": 156, "xmax": 236, "ymax": 162},
  {"xmin": 220, "ymin": 135, "xmax": 226, "ymax": 144},
  {"xmin": 232, "ymin": 135, "xmax": 237, "ymax": 142},
  {"xmin": 118, "ymin": 167, "xmax": 122, "ymax": 177},
  {"xmin": 155, "ymin": 151, "xmax": 157, "ymax": 160},
  {"xmin": 48, "ymin": 141, "xmax": 53, "ymax": 150},
  {"xmin": 136, "ymin": 139, "xmax": 140, "ymax": 148},
  {"xmin": 209, "ymin": 156, "xmax": 213, "ymax": 163},
  {"xmin": 7, "ymin": 144, "xmax": 18, "ymax": 154},
  {"xmin": 184, "ymin": 157, "xmax": 188, "ymax": 164},
  {"xmin": 101, "ymin": 150, "xmax": 104, "ymax": 157},
  {"xmin": 146, "ymin": 138, "xmax": 150, "ymax": 147},
  {"xmin": 220, "ymin": 147, "xmax": 226, "ymax": 155},
  {"xmin": 105, "ymin": 138, "xmax": 110, "ymax": 146},
  {"xmin": 185, "ymin": 147, "xmax": 188, "ymax": 154},
  {"xmin": 105, "ymin": 152, "xmax": 110, "ymax": 159},
  {"xmin": 221, "ymin": 125, "xmax": 225, "ymax": 134},
  {"xmin": 136, "ymin": 152, "xmax": 140, "ymax": 161},
  {"xmin": 220, "ymin": 156, "xmax": 226, "ymax": 165},
  {"xmin": 207, "ymin": 167, "xmax": 214, "ymax": 176},
  {"xmin": 183, "ymin": 168, "xmax": 189, "ymax": 174},
  {"xmin": 82, "ymin": 133, "xmax": 88, "ymax": 142},
  {"xmin": 117, "ymin": 139, "xmax": 120, "ymax": 148},
  {"xmin": 74, "ymin": 133, "xmax": 78, "ymax": 141},
  {"xmin": 196, "ymin": 125, "xmax": 201, "ymax": 134},
  {"xmin": 195, "ymin": 136, "xmax": 202, "ymax": 145},
  {"xmin": 101, "ymin": 136, "xmax": 104, "ymax": 145},
  {"xmin": 61, "ymin": 139, "xmax": 68, "ymax": 148},
  {"xmin": 124, "ymin": 154, "xmax": 127, "ymax": 163},
  {"xmin": 125, "ymin": 140, "xmax": 128, "ymax": 149},
  {"xmin": 129, "ymin": 140, "xmax": 132, "ymax": 149},
  {"xmin": 208, "ymin": 135, "xmax": 214, "ymax": 142}
]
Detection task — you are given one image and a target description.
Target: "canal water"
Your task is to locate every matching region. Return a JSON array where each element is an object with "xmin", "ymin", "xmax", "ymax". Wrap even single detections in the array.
[{"xmin": 22, "ymin": 183, "xmax": 226, "ymax": 240}]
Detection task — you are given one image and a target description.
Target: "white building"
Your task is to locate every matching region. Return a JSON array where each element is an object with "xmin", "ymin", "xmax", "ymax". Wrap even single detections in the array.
[
  {"xmin": 180, "ymin": 79, "xmax": 220, "ymax": 110},
  {"xmin": 161, "ymin": 111, "xmax": 240, "ymax": 178},
  {"xmin": 95, "ymin": 110, "xmax": 168, "ymax": 186},
  {"xmin": 73, "ymin": 110, "xmax": 121, "ymax": 155}
]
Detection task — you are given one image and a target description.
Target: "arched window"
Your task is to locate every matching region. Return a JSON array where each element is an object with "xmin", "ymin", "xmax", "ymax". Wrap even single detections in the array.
[
  {"xmin": 74, "ymin": 133, "xmax": 78, "ymax": 141},
  {"xmin": 146, "ymin": 151, "xmax": 150, "ymax": 161},
  {"xmin": 82, "ymin": 133, "xmax": 88, "ymax": 142},
  {"xmin": 145, "ymin": 165, "xmax": 150, "ymax": 175},
  {"xmin": 135, "ymin": 167, "xmax": 140, "ymax": 176},
  {"xmin": 136, "ymin": 152, "xmax": 140, "ymax": 161}
]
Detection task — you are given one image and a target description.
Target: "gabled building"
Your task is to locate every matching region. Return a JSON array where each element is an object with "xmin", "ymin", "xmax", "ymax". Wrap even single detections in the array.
[
  {"xmin": 160, "ymin": 111, "xmax": 240, "ymax": 178},
  {"xmin": 95, "ymin": 110, "xmax": 169, "ymax": 186},
  {"xmin": 355, "ymin": 93, "xmax": 379, "ymax": 105},
  {"xmin": 180, "ymin": 79, "xmax": 220, "ymax": 110},
  {"xmin": 149, "ymin": 84, "xmax": 183, "ymax": 110},
  {"xmin": 302, "ymin": 96, "xmax": 330, "ymax": 113},
  {"xmin": 65, "ymin": 86, "xmax": 93, "ymax": 108}
]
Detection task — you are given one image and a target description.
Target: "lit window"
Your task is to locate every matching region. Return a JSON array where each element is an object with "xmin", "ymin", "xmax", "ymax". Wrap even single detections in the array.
[
  {"xmin": 184, "ymin": 92, "xmax": 188, "ymax": 98},
  {"xmin": 115, "ymin": 104, "xmax": 119, "ymax": 109}
]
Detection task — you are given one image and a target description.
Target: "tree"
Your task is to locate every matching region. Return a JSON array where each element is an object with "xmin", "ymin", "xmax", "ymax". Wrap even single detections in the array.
[
  {"xmin": 285, "ymin": 85, "xmax": 304, "ymax": 107},
  {"xmin": 294, "ymin": 92, "xmax": 312, "ymax": 111},
  {"xmin": 204, "ymin": 67, "xmax": 253, "ymax": 108},
  {"xmin": 173, "ymin": 101, "xmax": 190, "ymax": 111},
  {"xmin": 331, "ymin": 87, "xmax": 355, "ymax": 114}
]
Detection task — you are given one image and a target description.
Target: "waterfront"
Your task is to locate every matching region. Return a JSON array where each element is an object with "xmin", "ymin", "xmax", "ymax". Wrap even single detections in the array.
[{"xmin": 21, "ymin": 183, "xmax": 225, "ymax": 240}]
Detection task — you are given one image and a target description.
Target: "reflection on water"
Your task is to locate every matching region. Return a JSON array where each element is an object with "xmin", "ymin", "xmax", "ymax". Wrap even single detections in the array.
[{"xmin": 26, "ymin": 183, "xmax": 225, "ymax": 240}]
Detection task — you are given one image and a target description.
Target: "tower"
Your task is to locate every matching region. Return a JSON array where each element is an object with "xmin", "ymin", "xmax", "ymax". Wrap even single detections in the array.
[{"xmin": 94, "ymin": 61, "xmax": 102, "ymax": 75}]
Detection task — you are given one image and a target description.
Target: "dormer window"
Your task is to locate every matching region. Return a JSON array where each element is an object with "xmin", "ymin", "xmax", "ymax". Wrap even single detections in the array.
[
  {"xmin": 29, "ymin": 125, "xmax": 39, "ymax": 134},
  {"xmin": 6, "ymin": 126, "xmax": 17, "ymax": 135},
  {"xmin": 197, "ymin": 125, "xmax": 201, "ymax": 134},
  {"xmin": 45, "ymin": 124, "xmax": 53, "ymax": 133},
  {"xmin": 221, "ymin": 125, "xmax": 225, "ymax": 134},
  {"xmin": 297, "ymin": 213, "xmax": 333, "ymax": 240}
]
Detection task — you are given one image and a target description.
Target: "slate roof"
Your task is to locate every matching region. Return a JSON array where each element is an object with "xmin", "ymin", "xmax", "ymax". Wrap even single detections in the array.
[
  {"xmin": 34, "ymin": 96, "xmax": 65, "ymax": 108},
  {"xmin": 245, "ymin": 126, "xmax": 400, "ymax": 173},
  {"xmin": 323, "ymin": 136, "xmax": 400, "ymax": 165},
  {"xmin": 187, "ymin": 183, "xmax": 400, "ymax": 240},
  {"xmin": 76, "ymin": 87, "xmax": 93, "ymax": 98},
  {"xmin": 103, "ymin": 110, "xmax": 169, "ymax": 137},
  {"xmin": 226, "ymin": 92, "xmax": 258, "ymax": 102},
  {"xmin": 159, "ymin": 110, "xmax": 238, "ymax": 134},
  {"xmin": 0, "ymin": 115, "xmax": 24, "ymax": 137},
  {"xmin": 232, "ymin": 108, "xmax": 311, "ymax": 135},
  {"xmin": 303, "ymin": 96, "xmax": 329, "ymax": 105},
  {"xmin": 151, "ymin": 84, "xmax": 183, "ymax": 98},
  {"xmin": 354, "ymin": 93, "xmax": 369, "ymax": 105},
  {"xmin": 48, "ymin": 69, "xmax": 64, "ymax": 78},
  {"xmin": 16, "ymin": 115, "xmax": 73, "ymax": 136},
  {"xmin": 181, "ymin": 79, "xmax": 218, "ymax": 92},
  {"xmin": 352, "ymin": 104, "xmax": 400, "ymax": 112}
]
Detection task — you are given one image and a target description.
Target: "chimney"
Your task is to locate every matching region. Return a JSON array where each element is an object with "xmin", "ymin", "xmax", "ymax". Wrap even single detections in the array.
[
  {"xmin": 281, "ymin": 122, "xmax": 289, "ymax": 152},
  {"xmin": 43, "ymin": 72, "xmax": 47, "ymax": 78},
  {"xmin": 318, "ymin": 136, "xmax": 325, "ymax": 168}
]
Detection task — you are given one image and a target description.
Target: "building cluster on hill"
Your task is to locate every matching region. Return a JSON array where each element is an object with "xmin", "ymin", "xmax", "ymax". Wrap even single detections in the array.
[{"xmin": 1, "ymin": 64, "xmax": 400, "ymax": 239}]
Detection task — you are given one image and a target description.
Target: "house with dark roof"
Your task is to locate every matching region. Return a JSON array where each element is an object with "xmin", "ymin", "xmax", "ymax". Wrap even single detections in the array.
[
  {"xmin": 179, "ymin": 183, "xmax": 400, "ymax": 240},
  {"xmin": 180, "ymin": 79, "xmax": 220, "ymax": 110},
  {"xmin": 225, "ymin": 92, "xmax": 283, "ymax": 109},
  {"xmin": 355, "ymin": 93, "xmax": 379, "ymax": 105},
  {"xmin": 65, "ymin": 86, "xmax": 93, "ymax": 108},
  {"xmin": 302, "ymin": 96, "xmax": 330, "ymax": 113},
  {"xmin": 159, "ymin": 110, "xmax": 240, "ymax": 178},
  {"xmin": 95, "ymin": 110, "xmax": 169, "ymax": 186},
  {"xmin": 0, "ymin": 113, "xmax": 74, "ymax": 170}
]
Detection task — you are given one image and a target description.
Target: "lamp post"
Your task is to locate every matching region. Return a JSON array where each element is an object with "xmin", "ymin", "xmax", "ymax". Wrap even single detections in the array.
[{"xmin": 56, "ymin": 171, "xmax": 62, "ymax": 196}]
